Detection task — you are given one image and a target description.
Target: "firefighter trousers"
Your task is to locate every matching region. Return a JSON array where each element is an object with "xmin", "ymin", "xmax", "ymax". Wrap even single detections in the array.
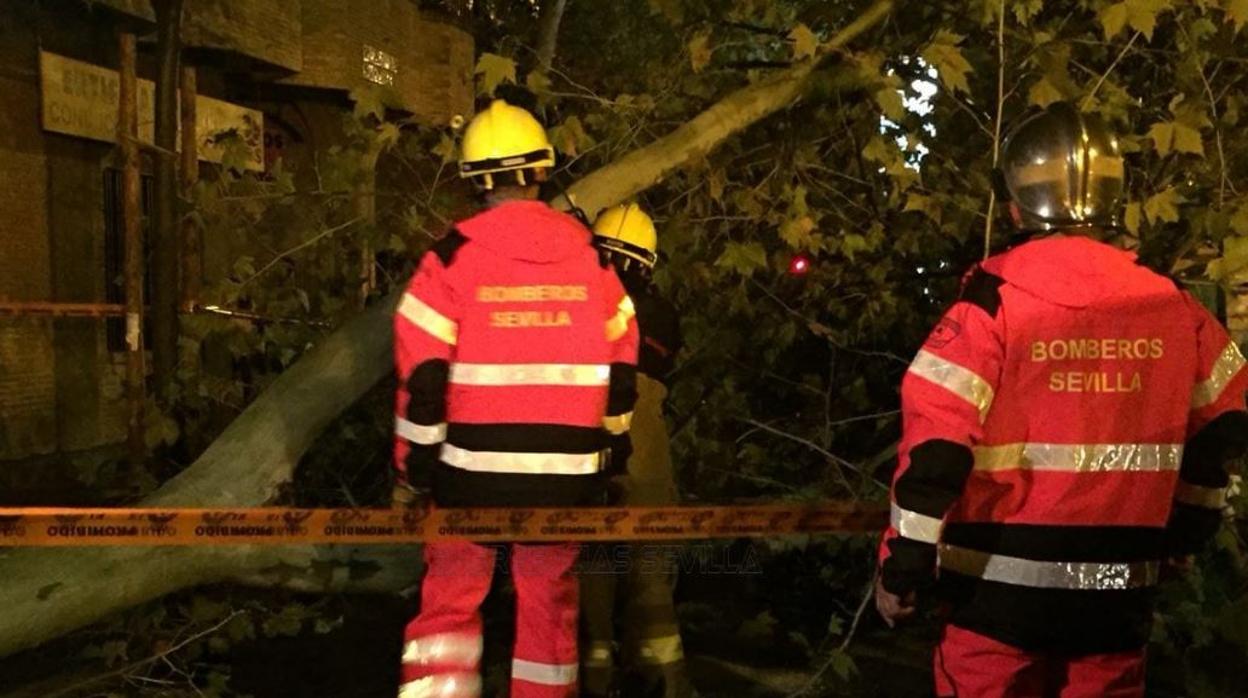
[
  {"xmin": 581, "ymin": 542, "xmax": 694, "ymax": 698},
  {"xmin": 400, "ymin": 540, "xmax": 580, "ymax": 698},
  {"xmin": 934, "ymin": 624, "xmax": 1146, "ymax": 698}
]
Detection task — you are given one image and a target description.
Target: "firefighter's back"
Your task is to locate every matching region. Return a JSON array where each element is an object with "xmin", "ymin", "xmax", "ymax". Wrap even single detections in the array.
[
  {"xmin": 431, "ymin": 199, "xmax": 635, "ymax": 508},
  {"xmin": 942, "ymin": 235, "xmax": 1200, "ymax": 653}
]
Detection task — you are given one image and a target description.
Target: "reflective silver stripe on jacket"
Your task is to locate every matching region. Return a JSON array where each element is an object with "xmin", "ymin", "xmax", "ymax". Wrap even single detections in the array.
[
  {"xmin": 939, "ymin": 544, "xmax": 1159, "ymax": 591},
  {"xmin": 511, "ymin": 658, "xmax": 578, "ymax": 686},
  {"xmin": 395, "ymin": 417, "xmax": 447, "ymax": 445},
  {"xmin": 973, "ymin": 443, "xmax": 1183, "ymax": 473},
  {"xmin": 449, "ymin": 363, "xmax": 610, "ymax": 387},
  {"xmin": 402, "ymin": 633, "xmax": 482, "ymax": 667},
  {"xmin": 1174, "ymin": 481, "xmax": 1228, "ymax": 510},
  {"xmin": 398, "ymin": 293, "xmax": 458, "ymax": 345},
  {"xmin": 907, "ymin": 349, "xmax": 995, "ymax": 420},
  {"xmin": 441, "ymin": 444, "xmax": 605, "ymax": 475},
  {"xmin": 891, "ymin": 503, "xmax": 943, "ymax": 544},
  {"xmin": 1191, "ymin": 341, "xmax": 1247, "ymax": 410},
  {"xmin": 397, "ymin": 673, "xmax": 481, "ymax": 698},
  {"xmin": 603, "ymin": 412, "xmax": 632, "ymax": 435}
]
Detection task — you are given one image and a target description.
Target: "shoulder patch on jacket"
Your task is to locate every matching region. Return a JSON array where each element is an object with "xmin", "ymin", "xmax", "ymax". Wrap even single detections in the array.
[
  {"xmin": 432, "ymin": 229, "xmax": 469, "ymax": 266},
  {"xmin": 960, "ymin": 268, "xmax": 1004, "ymax": 318}
]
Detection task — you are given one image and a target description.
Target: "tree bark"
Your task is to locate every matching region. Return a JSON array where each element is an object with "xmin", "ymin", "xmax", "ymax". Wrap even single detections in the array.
[
  {"xmin": 535, "ymin": 0, "xmax": 568, "ymax": 74},
  {"xmin": 152, "ymin": 0, "xmax": 184, "ymax": 398},
  {"xmin": 179, "ymin": 65, "xmax": 199, "ymax": 313},
  {"xmin": 0, "ymin": 0, "xmax": 892, "ymax": 657}
]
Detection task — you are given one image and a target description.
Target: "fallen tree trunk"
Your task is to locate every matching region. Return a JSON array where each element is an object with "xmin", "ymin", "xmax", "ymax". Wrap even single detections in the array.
[{"xmin": 0, "ymin": 0, "xmax": 892, "ymax": 658}]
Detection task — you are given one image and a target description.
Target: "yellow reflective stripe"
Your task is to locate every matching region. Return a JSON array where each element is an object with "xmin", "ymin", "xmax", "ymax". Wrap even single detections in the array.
[
  {"xmin": 397, "ymin": 673, "xmax": 481, "ymax": 698},
  {"xmin": 603, "ymin": 412, "xmax": 633, "ymax": 435},
  {"xmin": 973, "ymin": 443, "xmax": 1183, "ymax": 473},
  {"xmin": 1174, "ymin": 481, "xmax": 1228, "ymax": 510},
  {"xmin": 1191, "ymin": 341, "xmax": 1247, "ymax": 410},
  {"xmin": 890, "ymin": 503, "xmax": 942, "ymax": 544},
  {"xmin": 584, "ymin": 642, "xmax": 613, "ymax": 668},
  {"xmin": 511, "ymin": 659, "xmax": 578, "ymax": 686},
  {"xmin": 636, "ymin": 634, "xmax": 684, "ymax": 665},
  {"xmin": 449, "ymin": 363, "xmax": 610, "ymax": 387},
  {"xmin": 402, "ymin": 633, "xmax": 482, "ymax": 667},
  {"xmin": 939, "ymin": 544, "xmax": 1159, "ymax": 591},
  {"xmin": 395, "ymin": 418, "xmax": 447, "ymax": 445},
  {"xmin": 398, "ymin": 293, "xmax": 458, "ymax": 345},
  {"xmin": 605, "ymin": 295, "xmax": 637, "ymax": 342},
  {"xmin": 908, "ymin": 350, "xmax": 995, "ymax": 420},
  {"xmin": 441, "ymin": 444, "xmax": 605, "ymax": 475}
]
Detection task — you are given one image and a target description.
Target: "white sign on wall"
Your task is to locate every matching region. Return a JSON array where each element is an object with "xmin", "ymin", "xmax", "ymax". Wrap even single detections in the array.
[{"xmin": 39, "ymin": 51, "xmax": 264, "ymax": 171}]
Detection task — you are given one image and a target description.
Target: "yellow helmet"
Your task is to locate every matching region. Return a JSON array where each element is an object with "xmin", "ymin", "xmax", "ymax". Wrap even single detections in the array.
[
  {"xmin": 592, "ymin": 204, "xmax": 658, "ymax": 268},
  {"xmin": 459, "ymin": 100, "xmax": 555, "ymax": 190}
]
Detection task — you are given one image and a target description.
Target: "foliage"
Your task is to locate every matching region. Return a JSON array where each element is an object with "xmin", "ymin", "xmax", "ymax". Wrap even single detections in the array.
[{"xmin": 14, "ymin": 0, "xmax": 1248, "ymax": 694}]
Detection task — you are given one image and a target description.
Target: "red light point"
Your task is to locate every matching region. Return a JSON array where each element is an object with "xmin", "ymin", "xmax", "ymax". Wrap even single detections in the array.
[{"xmin": 788, "ymin": 255, "xmax": 811, "ymax": 276}]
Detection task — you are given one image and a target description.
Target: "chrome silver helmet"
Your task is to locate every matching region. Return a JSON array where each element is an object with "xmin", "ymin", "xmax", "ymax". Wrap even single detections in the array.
[{"xmin": 998, "ymin": 102, "xmax": 1125, "ymax": 233}]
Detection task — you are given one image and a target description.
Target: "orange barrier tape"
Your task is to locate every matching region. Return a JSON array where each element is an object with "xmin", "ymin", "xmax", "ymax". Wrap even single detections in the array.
[{"xmin": 0, "ymin": 503, "xmax": 887, "ymax": 546}]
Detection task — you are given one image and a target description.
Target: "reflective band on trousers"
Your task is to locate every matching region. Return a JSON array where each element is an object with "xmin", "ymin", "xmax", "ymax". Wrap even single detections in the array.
[
  {"xmin": 890, "ymin": 503, "xmax": 942, "ymax": 544},
  {"xmin": 603, "ymin": 412, "xmax": 632, "ymax": 435},
  {"xmin": 1174, "ymin": 481, "xmax": 1228, "ymax": 510},
  {"xmin": 606, "ymin": 295, "xmax": 637, "ymax": 342},
  {"xmin": 939, "ymin": 544, "xmax": 1159, "ymax": 591},
  {"xmin": 637, "ymin": 634, "xmax": 685, "ymax": 665},
  {"xmin": 397, "ymin": 673, "xmax": 481, "ymax": 698},
  {"xmin": 441, "ymin": 444, "xmax": 605, "ymax": 475},
  {"xmin": 402, "ymin": 633, "xmax": 483, "ymax": 667},
  {"xmin": 512, "ymin": 659, "xmax": 578, "ymax": 685},
  {"xmin": 396, "ymin": 417, "xmax": 447, "ymax": 446},
  {"xmin": 973, "ymin": 442, "xmax": 1183, "ymax": 473},
  {"xmin": 1191, "ymin": 341, "xmax": 1247, "ymax": 410},
  {"xmin": 908, "ymin": 350, "xmax": 994, "ymax": 420},
  {"xmin": 584, "ymin": 641, "xmax": 613, "ymax": 668},
  {"xmin": 398, "ymin": 293, "xmax": 458, "ymax": 345},
  {"xmin": 449, "ymin": 363, "xmax": 610, "ymax": 387}
]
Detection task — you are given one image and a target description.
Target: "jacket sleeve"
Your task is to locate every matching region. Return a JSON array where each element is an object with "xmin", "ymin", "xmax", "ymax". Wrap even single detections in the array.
[
  {"xmin": 603, "ymin": 270, "xmax": 640, "ymax": 475},
  {"xmin": 393, "ymin": 248, "xmax": 460, "ymax": 490},
  {"xmin": 879, "ymin": 268, "xmax": 1007, "ymax": 596},
  {"xmin": 1167, "ymin": 296, "xmax": 1248, "ymax": 555}
]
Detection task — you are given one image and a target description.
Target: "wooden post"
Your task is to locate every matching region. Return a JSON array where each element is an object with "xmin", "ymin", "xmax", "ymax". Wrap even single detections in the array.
[
  {"xmin": 179, "ymin": 64, "xmax": 199, "ymax": 312},
  {"xmin": 356, "ymin": 142, "xmax": 381, "ymax": 306},
  {"xmin": 118, "ymin": 31, "xmax": 145, "ymax": 464},
  {"xmin": 151, "ymin": 0, "xmax": 184, "ymax": 398}
]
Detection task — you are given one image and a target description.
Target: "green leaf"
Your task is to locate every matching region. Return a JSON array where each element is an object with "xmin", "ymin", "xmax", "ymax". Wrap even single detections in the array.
[
  {"xmin": 921, "ymin": 31, "xmax": 973, "ymax": 94},
  {"xmin": 474, "ymin": 53, "xmax": 516, "ymax": 97},
  {"xmin": 349, "ymin": 85, "xmax": 386, "ymax": 122},
  {"xmin": 1172, "ymin": 122, "xmax": 1204, "ymax": 156},
  {"xmin": 875, "ymin": 87, "xmax": 906, "ymax": 121},
  {"xmin": 830, "ymin": 648, "xmax": 857, "ymax": 680},
  {"xmin": 548, "ymin": 116, "xmax": 595, "ymax": 157},
  {"xmin": 1100, "ymin": 2, "xmax": 1129, "ymax": 39},
  {"xmin": 1208, "ymin": 236, "xmax": 1248, "ymax": 280},
  {"xmin": 1012, "ymin": 0, "xmax": 1044, "ymax": 25},
  {"xmin": 1028, "ymin": 77, "xmax": 1065, "ymax": 108},
  {"xmin": 1144, "ymin": 187, "xmax": 1180, "ymax": 224},
  {"xmin": 903, "ymin": 193, "xmax": 942, "ymax": 223},
  {"xmin": 789, "ymin": 23, "xmax": 818, "ymax": 61},
  {"xmin": 1125, "ymin": 0, "xmax": 1173, "ymax": 41},
  {"xmin": 715, "ymin": 241, "xmax": 769, "ymax": 277},
  {"xmin": 525, "ymin": 70, "xmax": 553, "ymax": 95},
  {"xmin": 780, "ymin": 215, "xmax": 817, "ymax": 249},
  {"xmin": 432, "ymin": 133, "xmax": 457, "ymax": 164},
  {"xmin": 1227, "ymin": 0, "xmax": 1248, "ymax": 31},
  {"xmin": 1230, "ymin": 204, "xmax": 1248, "ymax": 235},
  {"xmin": 1148, "ymin": 121, "xmax": 1175, "ymax": 156},
  {"xmin": 1124, "ymin": 202, "xmax": 1142, "ymax": 235},
  {"xmin": 689, "ymin": 32, "xmax": 712, "ymax": 73}
]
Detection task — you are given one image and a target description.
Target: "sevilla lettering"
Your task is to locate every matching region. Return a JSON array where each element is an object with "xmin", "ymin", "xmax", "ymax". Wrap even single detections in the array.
[
  {"xmin": 1049, "ymin": 371, "xmax": 1143, "ymax": 393},
  {"xmin": 490, "ymin": 310, "xmax": 572, "ymax": 328}
]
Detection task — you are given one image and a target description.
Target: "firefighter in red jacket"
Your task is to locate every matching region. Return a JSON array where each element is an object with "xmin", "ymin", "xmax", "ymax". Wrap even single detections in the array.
[
  {"xmin": 392, "ymin": 99, "xmax": 639, "ymax": 698},
  {"xmin": 876, "ymin": 102, "xmax": 1248, "ymax": 697}
]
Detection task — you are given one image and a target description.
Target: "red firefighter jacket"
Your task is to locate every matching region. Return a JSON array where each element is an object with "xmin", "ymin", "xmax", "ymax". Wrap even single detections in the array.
[
  {"xmin": 393, "ymin": 200, "xmax": 640, "ymax": 508},
  {"xmin": 880, "ymin": 236, "xmax": 1248, "ymax": 654}
]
